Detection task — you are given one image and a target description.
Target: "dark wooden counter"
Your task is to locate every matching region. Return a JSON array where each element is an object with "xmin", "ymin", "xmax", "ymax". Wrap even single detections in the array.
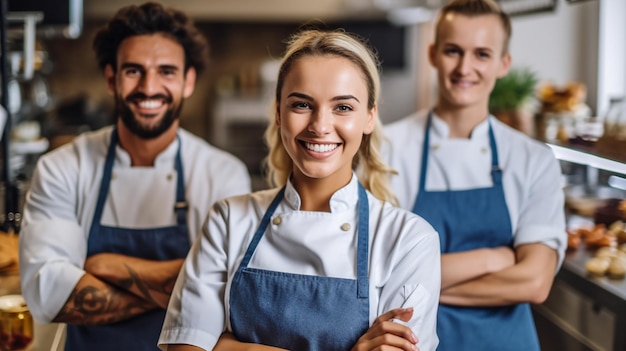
[{"xmin": 536, "ymin": 244, "xmax": 626, "ymax": 351}]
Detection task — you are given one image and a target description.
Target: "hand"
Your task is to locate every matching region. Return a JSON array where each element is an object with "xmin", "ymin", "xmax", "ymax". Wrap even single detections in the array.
[
  {"xmin": 351, "ymin": 308, "xmax": 419, "ymax": 351},
  {"xmin": 486, "ymin": 246, "xmax": 516, "ymax": 273}
]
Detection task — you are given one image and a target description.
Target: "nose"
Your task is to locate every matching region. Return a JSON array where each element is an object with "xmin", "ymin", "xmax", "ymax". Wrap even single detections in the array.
[
  {"xmin": 138, "ymin": 70, "xmax": 160, "ymax": 96},
  {"xmin": 455, "ymin": 54, "xmax": 472, "ymax": 75},
  {"xmin": 308, "ymin": 108, "xmax": 332, "ymax": 135}
]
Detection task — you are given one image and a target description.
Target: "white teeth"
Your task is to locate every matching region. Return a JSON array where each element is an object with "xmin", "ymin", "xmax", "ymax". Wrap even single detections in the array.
[
  {"xmin": 138, "ymin": 100, "xmax": 163, "ymax": 109},
  {"xmin": 304, "ymin": 142, "xmax": 338, "ymax": 152}
]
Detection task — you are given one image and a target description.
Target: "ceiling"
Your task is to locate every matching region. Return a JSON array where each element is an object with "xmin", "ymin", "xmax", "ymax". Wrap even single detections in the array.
[
  {"xmin": 83, "ymin": 0, "xmax": 387, "ymax": 22},
  {"xmin": 83, "ymin": 0, "xmax": 461, "ymax": 23}
]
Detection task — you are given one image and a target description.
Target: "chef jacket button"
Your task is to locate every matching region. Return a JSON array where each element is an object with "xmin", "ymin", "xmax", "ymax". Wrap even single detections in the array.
[
  {"xmin": 167, "ymin": 173, "xmax": 173, "ymax": 181},
  {"xmin": 481, "ymin": 147, "xmax": 488, "ymax": 153},
  {"xmin": 272, "ymin": 216, "xmax": 282, "ymax": 225},
  {"xmin": 341, "ymin": 223, "xmax": 351, "ymax": 231},
  {"xmin": 111, "ymin": 173, "xmax": 116, "ymax": 180},
  {"xmin": 431, "ymin": 145, "xmax": 439, "ymax": 151}
]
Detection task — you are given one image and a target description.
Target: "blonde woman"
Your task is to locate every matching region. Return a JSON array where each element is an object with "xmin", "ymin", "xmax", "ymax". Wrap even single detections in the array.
[{"xmin": 159, "ymin": 29, "xmax": 440, "ymax": 351}]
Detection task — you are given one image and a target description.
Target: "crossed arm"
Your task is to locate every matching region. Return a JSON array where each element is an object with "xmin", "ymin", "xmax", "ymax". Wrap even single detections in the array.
[
  {"xmin": 168, "ymin": 308, "xmax": 420, "ymax": 351},
  {"xmin": 53, "ymin": 253, "xmax": 184, "ymax": 325},
  {"xmin": 439, "ymin": 243, "xmax": 558, "ymax": 306}
]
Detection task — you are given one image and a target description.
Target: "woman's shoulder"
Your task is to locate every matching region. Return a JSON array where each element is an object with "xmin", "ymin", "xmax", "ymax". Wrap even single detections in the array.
[{"xmin": 213, "ymin": 187, "xmax": 283, "ymax": 216}]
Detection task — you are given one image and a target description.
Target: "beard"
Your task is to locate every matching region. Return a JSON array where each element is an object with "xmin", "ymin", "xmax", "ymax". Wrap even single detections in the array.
[{"xmin": 115, "ymin": 92, "xmax": 183, "ymax": 139}]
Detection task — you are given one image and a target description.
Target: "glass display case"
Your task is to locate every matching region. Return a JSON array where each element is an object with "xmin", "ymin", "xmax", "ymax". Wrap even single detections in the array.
[{"xmin": 535, "ymin": 142, "xmax": 626, "ymax": 351}]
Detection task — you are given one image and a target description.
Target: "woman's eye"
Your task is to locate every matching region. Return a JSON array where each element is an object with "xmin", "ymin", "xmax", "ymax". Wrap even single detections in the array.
[{"xmin": 336, "ymin": 104, "xmax": 353, "ymax": 112}]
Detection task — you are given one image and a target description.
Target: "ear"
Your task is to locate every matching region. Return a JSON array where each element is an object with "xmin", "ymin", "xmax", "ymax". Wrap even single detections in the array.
[
  {"xmin": 104, "ymin": 65, "xmax": 116, "ymax": 95},
  {"xmin": 428, "ymin": 44, "xmax": 437, "ymax": 68},
  {"xmin": 274, "ymin": 101, "xmax": 281, "ymax": 126},
  {"xmin": 183, "ymin": 67, "xmax": 197, "ymax": 98},
  {"xmin": 363, "ymin": 104, "xmax": 377, "ymax": 135},
  {"xmin": 497, "ymin": 52, "xmax": 512, "ymax": 78}
]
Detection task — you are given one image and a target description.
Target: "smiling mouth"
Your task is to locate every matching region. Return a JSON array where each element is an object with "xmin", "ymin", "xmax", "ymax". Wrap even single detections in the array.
[
  {"xmin": 301, "ymin": 141, "xmax": 340, "ymax": 153},
  {"xmin": 450, "ymin": 77, "xmax": 475, "ymax": 88},
  {"xmin": 137, "ymin": 99, "xmax": 165, "ymax": 109}
]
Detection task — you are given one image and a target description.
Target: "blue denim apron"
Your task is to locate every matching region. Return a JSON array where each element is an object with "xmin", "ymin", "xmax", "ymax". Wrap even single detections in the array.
[
  {"xmin": 412, "ymin": 113, "xmax": 540, "ymax": 351},
  {"xmin": 66, "ymin": 130, "xmax": 191, "ymax": 351},
  {"xmin": 229, "ymin": 183, "xmax": 370, "ymax": 351}
]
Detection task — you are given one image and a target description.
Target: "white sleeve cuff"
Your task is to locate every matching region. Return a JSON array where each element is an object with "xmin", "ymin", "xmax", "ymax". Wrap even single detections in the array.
[{"xmin": 514, "ymin": 225, "xmax": 567, "ymax": 271}]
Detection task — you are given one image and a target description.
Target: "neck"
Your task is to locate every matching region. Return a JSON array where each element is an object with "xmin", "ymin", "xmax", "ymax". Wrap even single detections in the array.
[
  {"xmin": 116, "ymin": 120, "xmax": 178, "ymax": 166},
  {"xmin": 434, "ymin": 101, "xmax": 489, "ymax": 138},
  {"xmin": 291, "ymin": 171, "xmax": 352, "ymax": 212}
]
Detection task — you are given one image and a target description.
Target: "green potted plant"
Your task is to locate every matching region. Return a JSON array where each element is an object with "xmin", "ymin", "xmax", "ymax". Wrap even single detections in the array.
[{"xmin": 489, "ymin": 67, "xmax": 538, "ymax": 135}]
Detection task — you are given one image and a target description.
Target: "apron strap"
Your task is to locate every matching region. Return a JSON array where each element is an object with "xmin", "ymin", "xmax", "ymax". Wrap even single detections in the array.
[
  {"xmin": 487, "ymin": 120, "xmax": 504, "ymax": 185},
  {"xmin": 417, "ymin": 112, "xmax": 433, "ymax": 192},
  {"xmin": 356, "ymin": 183, "xmax": 369, "ymax": 299},
  {"xmin": 89, "ymin": 130, "xmax": 118, "ymax": 235},
  {"xmin": 237, "ymin": 186, "xmax": 286, "ymax": 270},
  {"xmin": 174, "ymin": 134, "xmax": 187, "ymax": 225}
]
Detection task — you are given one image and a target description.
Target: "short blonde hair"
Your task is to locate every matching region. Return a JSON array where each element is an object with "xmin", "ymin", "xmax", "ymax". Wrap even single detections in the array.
[
  {"xmin": 264, "ymin": 29, "xmax": 398, "ymax": 205},
  {"xmin": 435, "ymin": 0, "xmax": 512, "ymax": 55}
]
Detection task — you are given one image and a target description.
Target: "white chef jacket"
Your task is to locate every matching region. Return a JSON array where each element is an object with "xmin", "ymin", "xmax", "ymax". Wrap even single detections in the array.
[
  {"xmin": 382, "ymin": 110, "xmax": 567, "ymax": 266},
  {"xmin": 158, "ymin": 174, "xmax": 441, "ymax": 351},
  {"xmin": 19, "ymin": 126, "xmax": 251, "ymax": 323}
]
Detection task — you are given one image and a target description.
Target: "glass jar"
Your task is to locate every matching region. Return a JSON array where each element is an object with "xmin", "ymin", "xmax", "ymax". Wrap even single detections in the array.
[
  {"xmin": 604, "ymin": 97, "xmax": 626, "ymax": 139},
  {"xmin": 0, "ymin": 295, "xmax": 33, "ymax": 351}
]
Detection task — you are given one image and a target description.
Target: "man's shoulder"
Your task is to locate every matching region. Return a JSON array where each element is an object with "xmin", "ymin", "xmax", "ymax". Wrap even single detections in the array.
[
  {"xmin": 178, "ymin": 129, "xmax": 247, "ymax": 169},
  {"xmin": 491, "ymin": 118, "xmax": 553, "ymax": 156},
  {"xmin": 40, "ymin": 126, "xmax": 111, "ymax": 163}
]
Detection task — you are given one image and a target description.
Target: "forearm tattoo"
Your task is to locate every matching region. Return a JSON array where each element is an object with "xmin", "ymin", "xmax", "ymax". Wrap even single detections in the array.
[
  {"xmin": 55, "ymin": 285, "xmax": 152, "ymax": 325},
  {"xmin": 111, "ymin": 263, "xmax": 177, "ymax": 307}
]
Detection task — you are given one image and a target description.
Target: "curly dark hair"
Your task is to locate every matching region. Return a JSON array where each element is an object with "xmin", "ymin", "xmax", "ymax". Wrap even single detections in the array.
[{"xmin": 93, "ymin": 2, "xmax": 209, "ymax": 75}]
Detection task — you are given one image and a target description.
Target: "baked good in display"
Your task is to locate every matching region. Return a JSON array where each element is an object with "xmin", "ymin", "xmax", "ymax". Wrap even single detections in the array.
[{"xmin": 594, "ymin": 199, "xmax": 626, "ymax": 226}]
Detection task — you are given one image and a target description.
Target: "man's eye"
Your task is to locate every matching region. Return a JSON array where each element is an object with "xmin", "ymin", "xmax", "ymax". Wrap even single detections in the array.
[
  {"xmin": 125, "ymin": 68, "xmax": 141, "ymax": 76},
  {"xmin": 444, "ymin": 48, "xmax": 460, "ymax": 55},
  {"xmin": 290, "ymin": 102, "xmax": 310, "ymax": 109}
]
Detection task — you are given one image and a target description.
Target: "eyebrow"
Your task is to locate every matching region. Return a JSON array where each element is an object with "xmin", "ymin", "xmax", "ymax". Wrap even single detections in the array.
[
  {"xmin": 120, "ymin": 62, "xmax": 180, "ymax": 71},
  {"xmin": 443, "ymin": 43, "xmax": 494, "ymax": 52},
  {"xmin": 287, "ymin": 92, "xmax": 360, "ymax": 103}
]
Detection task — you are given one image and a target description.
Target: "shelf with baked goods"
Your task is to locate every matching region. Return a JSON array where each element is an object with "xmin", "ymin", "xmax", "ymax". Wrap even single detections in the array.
[{"xmin": 532, "ymin": 137, "xmax": 626, "ymax": 351}]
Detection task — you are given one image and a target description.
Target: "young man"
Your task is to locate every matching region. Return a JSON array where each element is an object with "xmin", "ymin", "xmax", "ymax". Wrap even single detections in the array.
[
  {"xmin": 383, "ymin": 0, "xmax": 566, "ymax": 350},
  {"xmin": 18, "ymin": 3, "xmax": 251, "ymax": 350}
]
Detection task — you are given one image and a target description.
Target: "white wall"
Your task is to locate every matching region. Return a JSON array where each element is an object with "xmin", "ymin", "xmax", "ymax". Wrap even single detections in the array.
[
  {"xmin": 509, "ymin": 0, "xmax": 600, "ymax": 112},
  {"xmin": 596, "ymin": 0, "xmax": 626, "ymax": 117},
  {"xmin": 379, "ymin": 25, "xmax": 419, "ymax": 124}
]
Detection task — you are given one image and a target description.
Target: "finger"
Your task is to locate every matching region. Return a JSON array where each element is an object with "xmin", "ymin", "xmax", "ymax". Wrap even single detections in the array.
[
  {"xmin": 374, "ymin": 307, "xmax": 414, "ymax": 325},
  {"xmin": 369, "ymin": 332, "xmax": 419, "ymax": 351}
]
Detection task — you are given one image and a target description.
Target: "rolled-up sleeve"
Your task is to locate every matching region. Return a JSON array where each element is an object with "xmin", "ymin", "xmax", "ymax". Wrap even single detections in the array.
[
  {"xmin": 514, "ymin": 150, "xmax": 567, "ymax": 270},
  {"xmin": 19, "ymin": 150, "xmax": 87, "ymax": 323}
]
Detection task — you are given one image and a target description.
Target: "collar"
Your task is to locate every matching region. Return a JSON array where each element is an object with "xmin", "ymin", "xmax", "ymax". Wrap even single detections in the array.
[
  {"xmin": 430, "ymin": 112, "xmax": 492, "ymax": 141},
  {"xmin": 114, "ymin": 133, "xmax": 180, "ymax": 168},
  {"xmin": 283, "ymin": 172, "xmax": 360, "ymax": 213}
]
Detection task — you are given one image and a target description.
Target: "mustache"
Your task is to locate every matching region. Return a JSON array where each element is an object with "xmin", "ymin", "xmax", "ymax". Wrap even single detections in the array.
[{"xmin": 125, "ymin": 93, "xmax": 173, "ymax": 104}]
